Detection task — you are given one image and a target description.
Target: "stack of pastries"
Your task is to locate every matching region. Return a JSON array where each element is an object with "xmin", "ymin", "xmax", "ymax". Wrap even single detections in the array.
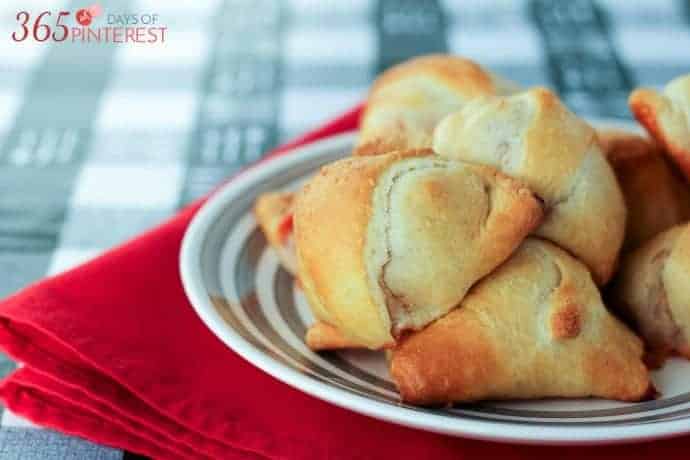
[{"xmin": 254, "ymin": 54, "xmax": 690, "ymax": 406}]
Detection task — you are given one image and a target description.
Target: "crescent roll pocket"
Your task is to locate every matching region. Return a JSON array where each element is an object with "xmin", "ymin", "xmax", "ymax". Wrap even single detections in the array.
[
  {"xmin": 629, "ymin": 74, "xmax": 690, "ymax": 180},
  {"xmin": 390, "ymin": 239, "xmax": 653, "ymax": 405},
  {"xmin": 305, "ymin": 321, "xmax": 362, "ymax": 351},
  {"xmin": 433, "ymin": 87, "xmax": 626, "ymax": 285},
  {"xmin": 355, "ymin": 54, "xmax": 519, "ymax": 156},
  {"xmin": 294, "ymin": 149, "xmax": 543, "ymax": 349},
  {"xmin": 598, "ymin": 129, "xmax": 690, "ymax": 250},
  {"xmin": 612, "ymin": 224, "xmax": 690, "ymax": 362},
  {"xmin": 253, "ymin": 192, "xmax": 297, "ymax": 275}
]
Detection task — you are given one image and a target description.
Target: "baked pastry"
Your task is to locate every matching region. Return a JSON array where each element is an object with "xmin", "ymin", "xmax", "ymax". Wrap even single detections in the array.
[
  {"xmin": 253, "ymin": 192, "xmax": 297, "ymax": 275},
  {"xmin": 254, "ymin": 194, "xmax": 366, "ymax": 350},
  {"xmin": 294, "ymin": 149, "xmax": 543, "ymax": 349},
  {"xmin": 390, "ymin": 238, "xmax": 653, "ymax": 405},
  {"xmin": 629, "ymin": 74, "xmax": 690, "ymax": 180},
  {"xmin": 305, "ymin": 321, "xmax": 361, "ymax": 351},
  {"xmin": 611, "ymin": 224, "xmax": 690, "ymax": 362},
  {"xmin": 598, "ymin": 129, "xmax": 690, "ymax": 250},
  {"xmin": 355, "ymin": 54, "xmax": 518, "ymax": 156},
  {"xmin": 255, "ymin": 55, "xmax": 520, "ymax": 274},
  {"xmin": 433, "ymin": 87, "xmax": 626, "ymax": 285}
]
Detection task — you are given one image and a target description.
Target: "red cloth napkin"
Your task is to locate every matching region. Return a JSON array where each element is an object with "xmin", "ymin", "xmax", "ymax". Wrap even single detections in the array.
[{"xmin": 0, "ymin": 106, "xmax": 686, "ymax": 459}]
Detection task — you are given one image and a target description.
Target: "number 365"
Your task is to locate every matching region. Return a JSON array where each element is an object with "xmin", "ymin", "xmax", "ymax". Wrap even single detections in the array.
[{"xmin": 11, "ymin": 11, "xmax": 70, "ymax": 42}]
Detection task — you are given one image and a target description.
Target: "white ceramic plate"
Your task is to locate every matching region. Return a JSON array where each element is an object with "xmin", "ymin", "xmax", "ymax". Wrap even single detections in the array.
[{"xmin": 180, "ymin": 122, "xmax": 690, "ymax": 445}]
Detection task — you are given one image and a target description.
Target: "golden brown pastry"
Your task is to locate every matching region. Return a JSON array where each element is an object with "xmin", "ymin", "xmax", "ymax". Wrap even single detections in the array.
[
  {"xmin": 611, "ymin": 224, "xmax": 690, "ymax": 362},
  {"xmin": 294, "ymin": 149, "xmax": 543, "ymax": 349},
  {"xmin": 355, "ymin": 54, "xmax": 518, "ymax": 156},
  {"xmin": 629, "ymin": 74, "xmax": 690, "ymax": 181},
  {"xmin": 253, "ymin": 192, "xmax": 297, "ymax": 275},
  {"xmin": 390, "ymin": 238, "xmax": 653, "ymax": 405},
  {"xmin": 433, "ymin": 87, "xmax": 626, "ymax": 285},
  {"xmin": 598, "ymin": 129, "xmax": 690, "ymax": 250},
  {"xmin": 305, "ymin": 321, "xmax": 361, "ymax": 351}
]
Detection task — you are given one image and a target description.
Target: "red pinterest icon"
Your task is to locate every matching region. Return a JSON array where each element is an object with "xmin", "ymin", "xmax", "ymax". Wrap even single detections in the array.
[
  {"xmin": 75, "ymin": 9, "xmax": 92, "ymax": 26},
  {"xmin": 75, "ymin": 4, "xmax": 101, "ymax": 26}
]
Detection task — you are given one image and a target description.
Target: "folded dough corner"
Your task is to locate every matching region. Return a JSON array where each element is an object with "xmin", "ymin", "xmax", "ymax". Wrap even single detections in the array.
[
  {"xmin": 432, "ymin": 87, "xmax": 626, "ymax": 285},
  {"xmin": 294, "ymin": 149, "xmax": 543, "ymax": 349},
  {"xmin": 389, "ymin": 238, "xmax": 652, "ymax": 405}
]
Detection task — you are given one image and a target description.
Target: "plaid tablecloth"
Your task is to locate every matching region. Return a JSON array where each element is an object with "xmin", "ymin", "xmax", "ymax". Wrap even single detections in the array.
[{"xmin": 1, "ymin": 0, "xmax": 689, "ymax": 458}]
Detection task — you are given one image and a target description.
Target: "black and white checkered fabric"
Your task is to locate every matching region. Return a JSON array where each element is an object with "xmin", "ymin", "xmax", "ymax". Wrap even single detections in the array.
[{"xmin": 1, "ymin": 0, "xmax": 689, "ymax": 458}]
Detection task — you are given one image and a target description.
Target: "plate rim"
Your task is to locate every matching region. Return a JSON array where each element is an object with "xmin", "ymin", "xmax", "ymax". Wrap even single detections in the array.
[{"xmin": 180, "ymin": 124, "xmax": 690, "ymax": 445}]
